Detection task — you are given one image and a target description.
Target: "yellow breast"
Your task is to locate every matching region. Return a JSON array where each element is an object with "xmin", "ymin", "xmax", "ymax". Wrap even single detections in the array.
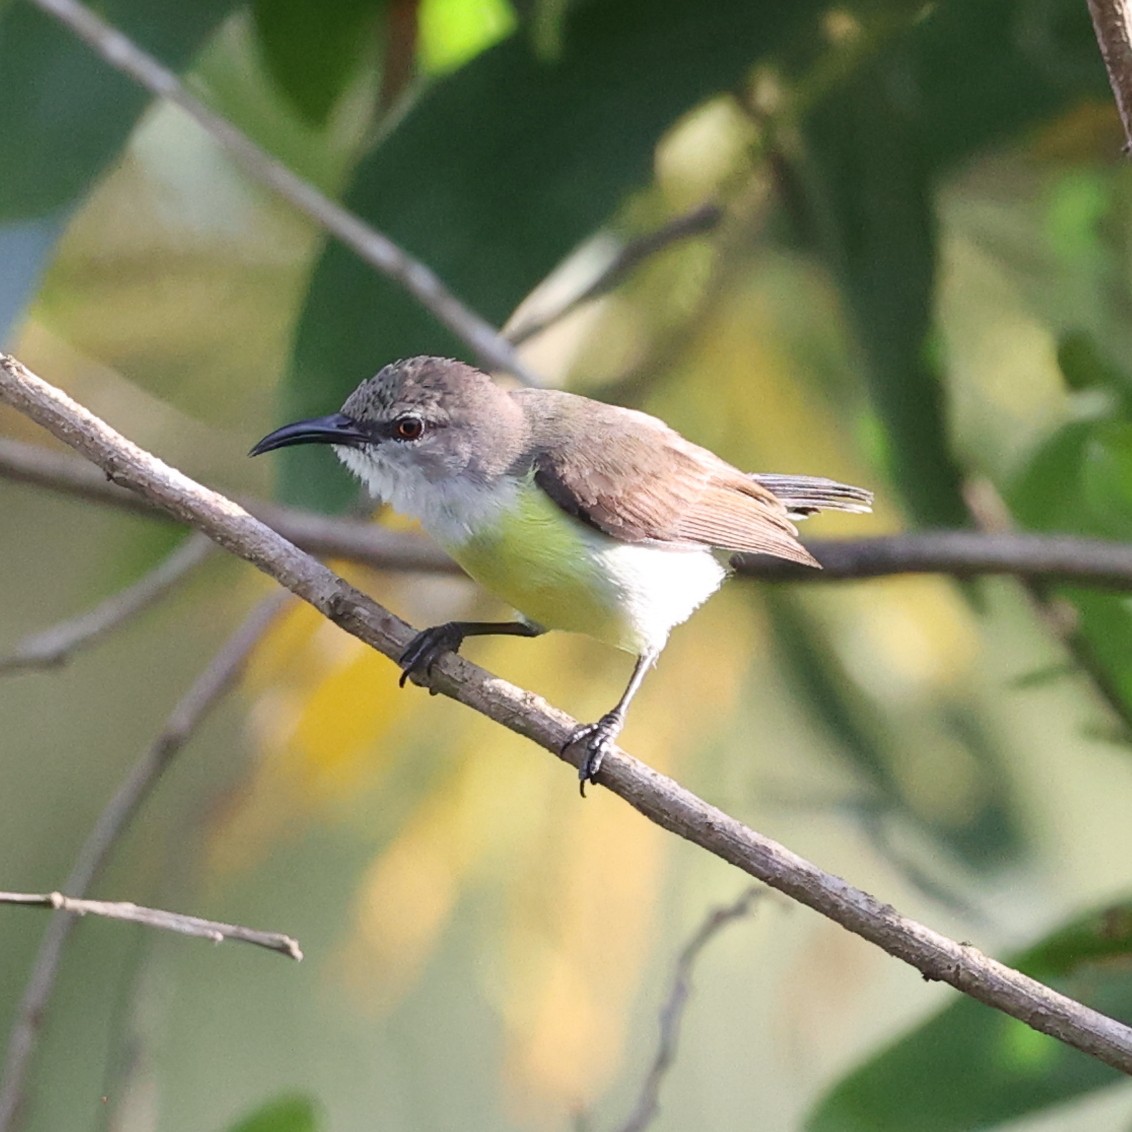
[
  {"xmin": 442, "ymin": 481, "xmax": 638, "ymax": 650},
  {"xmin": 435, "ymin": 478, "xmax": 728, "ymax": 655}
]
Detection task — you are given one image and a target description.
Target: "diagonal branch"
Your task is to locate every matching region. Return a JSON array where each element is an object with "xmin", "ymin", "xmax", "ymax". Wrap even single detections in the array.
[
  {"xmin": 0, "ymin": 532, "xmax": 215, "ymax": 674},
  {"xmin": 0, "ymin": 588, "xmax": 290, "ymax": 1132},
  {"xmin": 26, "ymin": 0, "xmax": 539, "ymax": 385},
  {"xmin": 11, "ymin": 436, "xmax": 1132, "ymax": 590},
  {"xmin": 1087, "ymin": 0, "xmax": 1132, "ymax": 153},
  {"xmin": 3, "ymin": 351, "xmax": 1132, "ymax": 1077},
  {"xmin": 0, "ymin": 437, "xmax": 455, "ymax": 574},
  {"xmin": 0, "ymin": 892, "xmax": 301, "ymax": 959},
  {"xmin": 734, "ymin": 530, "xmax": 1132, "ymax": 588}
]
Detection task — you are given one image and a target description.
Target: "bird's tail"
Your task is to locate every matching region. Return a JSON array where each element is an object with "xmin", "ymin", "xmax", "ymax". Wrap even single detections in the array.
[{"xmin": 752, "ymin": 474, "xmax": 873, "ymax": 520}]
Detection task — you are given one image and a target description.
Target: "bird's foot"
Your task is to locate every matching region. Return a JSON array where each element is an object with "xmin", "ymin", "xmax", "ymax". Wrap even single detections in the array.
[
  {"xmin": 398, "ymin": 622, "xmax": 465, "ymax": 688},
  {"xmin": 562, "ymin": 711, "xmax": 624, "ymax": 796}
]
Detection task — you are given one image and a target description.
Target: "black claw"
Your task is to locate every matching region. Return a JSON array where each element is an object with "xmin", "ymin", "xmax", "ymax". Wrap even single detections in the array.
[
  {"xmin": 398, "ymin": 622, "xmax": 466, "ymax": 687},
  {"xmin": 561, "ymin": 711, "xmax": 624, "ymax": 796}
]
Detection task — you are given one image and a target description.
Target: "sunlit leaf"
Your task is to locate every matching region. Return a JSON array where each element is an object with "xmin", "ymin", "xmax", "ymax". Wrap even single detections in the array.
[{"xmin": 418, "ymin": 0, "xmax": 516, "ymax": 74}]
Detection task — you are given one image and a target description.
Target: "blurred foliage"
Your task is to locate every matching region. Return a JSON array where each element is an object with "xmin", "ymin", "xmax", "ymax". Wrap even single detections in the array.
[
  {"xmin": 227, "ymin": 1095, "xmax": 319, "ymax": 1132},
  {"xmin": 4, "ymin": 0, "xmax": 1132, "ymax": 1130},
  {"xmin": 807, "ymin": 902, "xmax": 1132, "ymax": 1131}
]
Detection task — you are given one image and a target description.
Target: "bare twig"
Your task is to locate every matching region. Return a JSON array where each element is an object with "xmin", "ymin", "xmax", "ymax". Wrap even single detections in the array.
[
  {"xmin": 735, "ymin": 530, "xmax": 1132, "ymax": 589},
  {"xmin": 0, "ymin": 588, "xmax": 290, "ymax": 1132},
  {"xmin": 0, "ymin": 892, "xmax": 301, "ymax": 959},
  {"xmin": 4, "ymin": 352, "xmax": 1132, "ymax": 1077},
  {"xmin": 1086, "ymin": 0, "xmax": 1132, "ymax": 152},
  {"xmin": 26, "ymin": 0, "xmax": 539, "ymax": 385},
  {"xmin": 616, "ymin": 888, "xmax": 762, "ymax": 1132},
  {"xmin": 0, "ymin": 437, "xmax": 455, "ymax": 574},
  {"xmin": 14, "ymin": 437, "xmax": 1132, "ymax": 591},
  {"xmin": 0, "ymin": 532, "xmax": 215, "ymax": 674},
  {"xmin": 507, "ymin": 203, "xmax": 724, "ymax": 346}
]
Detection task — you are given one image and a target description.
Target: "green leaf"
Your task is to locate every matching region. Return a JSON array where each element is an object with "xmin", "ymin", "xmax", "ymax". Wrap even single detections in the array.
[
  {"xmin": 803, "ymin": 58, "xmax": 964, "ymax": 526},
  {"xmin": 806, "ymin": 902, "xmax": 1132, "ymax": 1132},
  {"xmin": 1081, "ymin": 421, "xmax": 1132, "ymax": 537},
  {"xmin": 250, "ymin": 0, "xmax": 384, "ymax": 125},
  {"xmin": 799, "ymin": 0, "xmax": 1108, "ymax": 528},
  {"xmin": 1010, "ymin": 417, "xmax": 1132, "ymax": 739},
  {"xmin": 0, "ymin": 0, "xmax": 236, "ymax": 221},
  {"xmin": 226, "ymin": 1095, "xmax": 319, "ymax": 1132},
  {"xmin": 1057, "ymin": 330, "xmax": 1132, "ymax": 396},
  {"xmin": 278, "ymin": 0, "xmax": 828, "ymax": 509},
  {"xmin": 1009, "ymin": 420, "xmax": 1093, "ymax": 534}
]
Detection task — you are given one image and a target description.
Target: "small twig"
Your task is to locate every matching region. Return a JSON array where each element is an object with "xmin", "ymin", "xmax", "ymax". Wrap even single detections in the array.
[
  {"xmin": 15, "ymin": 437, "xmax": 1132, "ymax": 591},
  {"xmin": 0, "ymin": 892, "xmax": 301, "ymax": 959},
  {"xmin": 0, "ymin": 533, "xmax": 215, "ymax": 674},
  {"xmin": 615, "ymin": 888, "xmax": 763, "ymax": 1132},
  {"xmin": 26, "ymin": 0, "xmax": 539, "ymax": 385},
  {"xmin": 507, "ymin": 203, "xmax": 724, "ymax": 346},
  {"xmin": 0, "ymin": 437, "xmax": 456, "ymax": 574},
  {"xmin": 735, "ymin": 529, "xmax": 1132, "ymax": 589},
  {"xmin": 1086, "ymin": 0, "xmax": 1132, "ymax": 153},
  {"xmin": 4, "ymin": 353, "xmax": 1132, "ymax": 1078},
  {"xmin": 0, "ymin": 590, "xmax": 290, "ymax": 1132}
]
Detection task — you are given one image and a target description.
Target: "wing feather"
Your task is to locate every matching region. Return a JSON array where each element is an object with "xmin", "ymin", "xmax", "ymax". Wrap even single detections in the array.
[{"xmin": 522, "ymin": 391, "xmax": 820, "ymax": 567}]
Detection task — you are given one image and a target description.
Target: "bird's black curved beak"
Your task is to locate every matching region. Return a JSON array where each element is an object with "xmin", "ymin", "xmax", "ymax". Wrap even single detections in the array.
[{"xmin": 249, "ymin": 412, "xmax": 371, "ymax": 457}]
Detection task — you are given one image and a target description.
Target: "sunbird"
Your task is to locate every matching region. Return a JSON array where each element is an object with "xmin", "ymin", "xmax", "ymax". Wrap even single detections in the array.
[{"xmin": 251, "ymin": 356, "xmax": 872, "ymax": 790}]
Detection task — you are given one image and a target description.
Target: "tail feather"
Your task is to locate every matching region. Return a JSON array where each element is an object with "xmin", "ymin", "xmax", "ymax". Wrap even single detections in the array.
[{"xmin": 751, "ymin": 474, "xmax": 873, "ymax": 520}]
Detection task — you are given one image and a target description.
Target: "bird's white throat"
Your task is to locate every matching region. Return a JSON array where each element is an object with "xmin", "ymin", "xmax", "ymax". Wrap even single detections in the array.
[{"xmin": 334, "ymin": 443, "xmax": 521, "ymax": 546}]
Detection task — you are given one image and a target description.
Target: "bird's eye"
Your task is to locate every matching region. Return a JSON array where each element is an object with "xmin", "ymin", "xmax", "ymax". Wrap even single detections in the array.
[{"xmin": 392, "ymin": 416, "xmax": 424, "ymax": 441}]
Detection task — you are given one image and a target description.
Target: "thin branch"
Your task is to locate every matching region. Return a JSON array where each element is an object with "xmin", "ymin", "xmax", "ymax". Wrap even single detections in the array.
[
  {"xmin": 0, "ymin": 587, "xmax": 290, "ymax": 1132},
  {"xmin": 0, "ymin": 892, "xmax": 301, "ymax": 959},
  {"xmin": 15, "ymin": 437, "xmax": 1132, "ymax": 591},
  {"xmin": 0, "ymin": 532, "xmax": 215, "ymax": 674},
  {"xmin": 4, "ymin": 352, "xmax": 1132, "ymax": 1077},
  {"xmin": 1086, "ymin": 0, "xmax": 1132, "ymax": 153},
  {"xmin": 26, "ymin": 0, "xmax": 539, "ymax": 386},
  {"xmin": 735, "ymin": 530, "xmax": 1132, "ymax": 589},
  {"xmin": 616, "ymin": 888, "xmax": 763, "ymax": 1132},
  {"xmin": 507, "ymin": 203, "xmax": 724, "ymax": 346},
  {"xmin": 0, "ymin": 437, "xmax": 456, "ymax": 574}
]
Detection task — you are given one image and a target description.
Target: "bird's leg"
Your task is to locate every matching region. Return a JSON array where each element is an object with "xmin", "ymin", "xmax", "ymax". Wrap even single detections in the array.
[
  {"xmin": 565, "ymin": 650, "xmax": 658, "ymax": 795},
  {"xmin": 398, "ymin": 620, "xmax": 543, "ymax": 687}
]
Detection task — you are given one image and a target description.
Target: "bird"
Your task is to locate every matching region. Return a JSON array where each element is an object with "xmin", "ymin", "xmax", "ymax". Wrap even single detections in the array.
[{"xmin": 250, "ymin": 356, "xmax": 872, "ymax": 792}]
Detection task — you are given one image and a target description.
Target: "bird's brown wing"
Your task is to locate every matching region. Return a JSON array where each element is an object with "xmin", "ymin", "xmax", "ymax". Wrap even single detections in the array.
[{"xmin": 528, "ymin": 401, "xmax": 819, "ymax": 567}]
